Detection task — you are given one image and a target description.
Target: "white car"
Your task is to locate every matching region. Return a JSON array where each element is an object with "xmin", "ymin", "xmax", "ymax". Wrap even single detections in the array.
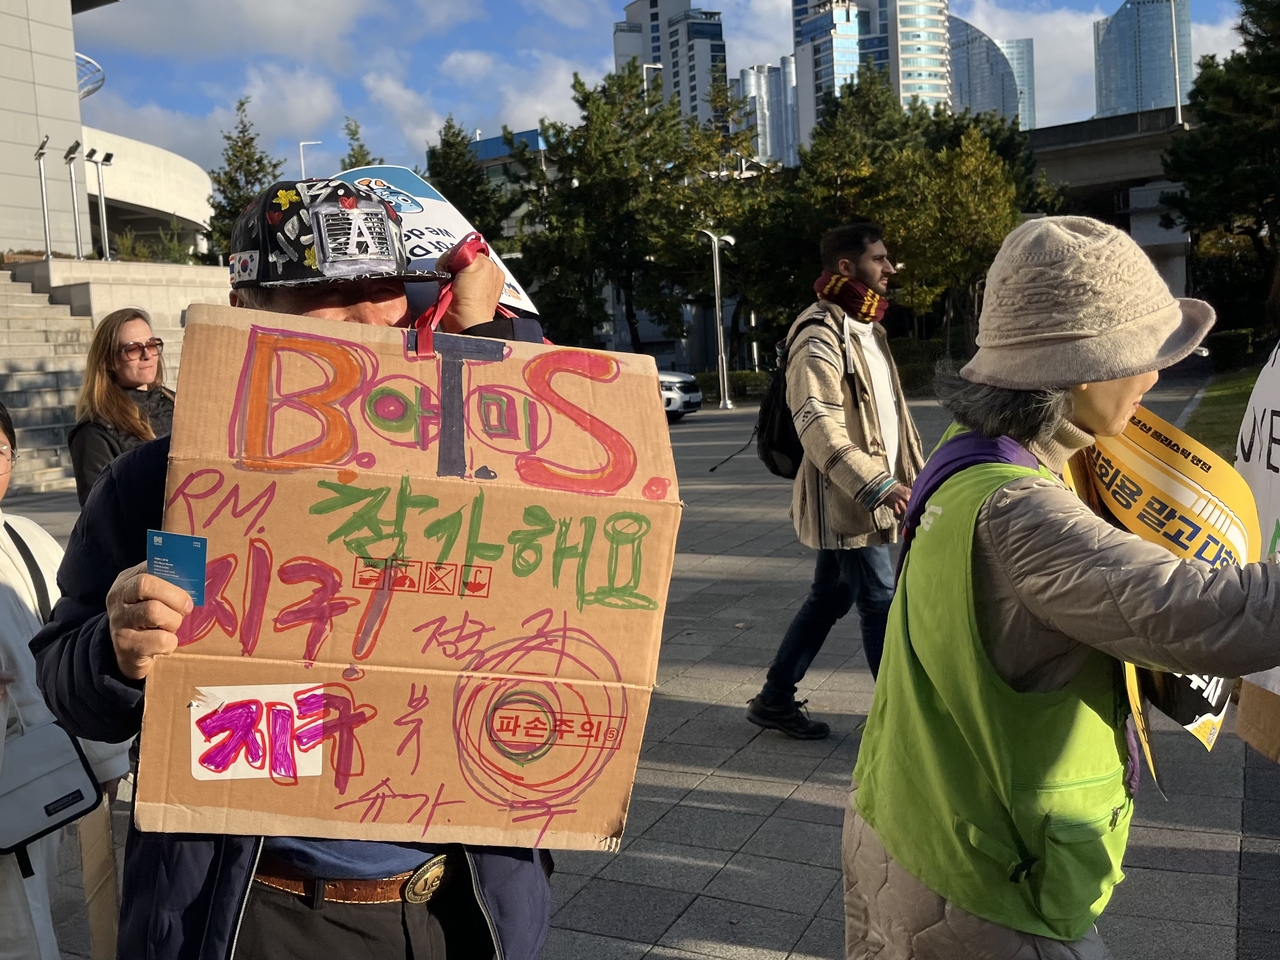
[{"xmin": 659, "ymin": 370, "xmax": 702, "ymax": 423}]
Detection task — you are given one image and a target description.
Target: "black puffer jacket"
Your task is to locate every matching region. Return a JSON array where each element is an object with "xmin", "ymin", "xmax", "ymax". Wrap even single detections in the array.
[{"xmin": 67, "ymin": 386, "xmax": 175, "ymax": 506}]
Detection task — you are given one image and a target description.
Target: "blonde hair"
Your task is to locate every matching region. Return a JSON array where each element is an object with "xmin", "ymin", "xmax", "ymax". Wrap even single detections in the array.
[{"xmin": 77, "ymin": 307, "xmax": 168, "ymax": 441}]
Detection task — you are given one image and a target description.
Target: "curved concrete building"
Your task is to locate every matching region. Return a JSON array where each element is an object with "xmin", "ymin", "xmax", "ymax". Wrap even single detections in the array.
[{"xmin": 81, "ymin": 125, "xmax": 211, "ymax": 256}]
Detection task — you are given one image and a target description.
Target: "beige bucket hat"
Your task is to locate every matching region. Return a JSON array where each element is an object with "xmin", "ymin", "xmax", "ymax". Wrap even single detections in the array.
[{"xmin": 961, "ymin": 216, "xmax": 1215, "ymax": 390}]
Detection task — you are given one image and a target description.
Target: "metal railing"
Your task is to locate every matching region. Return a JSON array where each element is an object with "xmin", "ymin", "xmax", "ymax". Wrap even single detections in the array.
[{"xmin": 76, "ymin": 53, "xmax": 105, "ymax": 100}]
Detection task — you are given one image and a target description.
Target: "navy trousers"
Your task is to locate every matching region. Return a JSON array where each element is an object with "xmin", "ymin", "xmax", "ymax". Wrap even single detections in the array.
[{"xmin": 762, "ymin": 545, "xmax": 895, "ymax": 700}]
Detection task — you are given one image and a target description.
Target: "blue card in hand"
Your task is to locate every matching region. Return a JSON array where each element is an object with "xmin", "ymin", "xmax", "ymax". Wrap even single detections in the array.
[{"xmin": 146, "ymin": 529, "xmax": 207, "ymax": 607}]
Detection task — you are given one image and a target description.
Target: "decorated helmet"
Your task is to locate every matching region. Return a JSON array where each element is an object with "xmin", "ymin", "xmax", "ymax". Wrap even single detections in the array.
[{"xmin": 228, "ymin": 178, "xmax": 448, "ymax": 288}]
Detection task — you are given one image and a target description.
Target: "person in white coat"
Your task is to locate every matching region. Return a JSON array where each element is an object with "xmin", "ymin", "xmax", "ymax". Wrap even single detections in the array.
[{"xmin": 0, "ymin": 402, "xmax": 131, "ymax": 960}]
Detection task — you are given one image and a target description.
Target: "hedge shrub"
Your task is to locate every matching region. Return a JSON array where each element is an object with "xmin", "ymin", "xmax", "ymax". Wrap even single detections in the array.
[
  {"xmin": 1206, "ymin": 329, "xmax": 1252, "ymax": 373},
  {"xmin": 695, "ymin": 370, "xmax": 771, "ymax": 402}
]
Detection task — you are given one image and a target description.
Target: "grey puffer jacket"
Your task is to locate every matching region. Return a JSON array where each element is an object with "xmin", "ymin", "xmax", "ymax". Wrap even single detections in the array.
[{"xmin": 843, "ymin": 426, "xmax": 1280, "ymax": 959}]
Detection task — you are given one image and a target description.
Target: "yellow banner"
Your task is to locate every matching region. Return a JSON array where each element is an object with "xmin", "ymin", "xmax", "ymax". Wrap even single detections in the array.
[{"xmin": 1064, "ymin": 405, "xmax": 1261, "ymax": 786}]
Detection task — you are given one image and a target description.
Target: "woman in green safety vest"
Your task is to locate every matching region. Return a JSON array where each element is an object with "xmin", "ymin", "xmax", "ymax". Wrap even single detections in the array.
[{"xmin": 843, "ymin": 216, "xmax": 1280, "ymax": 960}]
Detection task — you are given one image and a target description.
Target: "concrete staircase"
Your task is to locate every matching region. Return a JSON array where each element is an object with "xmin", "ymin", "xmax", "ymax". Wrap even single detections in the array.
[{"xmin": 0, "ymin": 270, "xmax": 87, "ymax": 493}]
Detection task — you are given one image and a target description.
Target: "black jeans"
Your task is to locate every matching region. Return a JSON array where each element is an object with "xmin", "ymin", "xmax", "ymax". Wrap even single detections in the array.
[{"xmin": 761, "ymin": 545, "xmax": 895, "ymax": 701}]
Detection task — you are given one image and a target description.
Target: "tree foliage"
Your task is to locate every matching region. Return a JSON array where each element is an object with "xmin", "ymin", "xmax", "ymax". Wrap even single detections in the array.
[
  {"xmin": 338, "ymin": 116, "xmax": 383, "ymax": 170},
  {"xmin": 1163, "ymin": 0, "xmax": 1280, "ymax": 331},
  {"xmin": 493, "ymin": 63, "xmax": 1034, "ymax": 359},
  {"xmin": 206, "ymin": 98, "xmax": 284, "ymax": 261},
  {"xmin": 509, "ymin": 63, "xmax": 702, "ymax": 346},
  {"xmin": 425, "ymin": 116, "xmax": 521, "ymax": 244}
]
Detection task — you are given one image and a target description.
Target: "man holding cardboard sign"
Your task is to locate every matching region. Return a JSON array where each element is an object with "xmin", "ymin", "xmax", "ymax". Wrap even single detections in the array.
[{"xmin": 28, "ymin": 180, "xmax": 680, "ymax": 960}]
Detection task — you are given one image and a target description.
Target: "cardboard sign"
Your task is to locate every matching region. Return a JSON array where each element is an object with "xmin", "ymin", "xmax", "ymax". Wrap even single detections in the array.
[
  {"xmin": 134, "ymin": 304, "xmax": 680, "ymax": 850},
  {"xmin": 337, "ymin": 165, "xmax": 537, "ymax": 316},
  {"xmin": 1234, "ymin": 347, "xmax": 1280, "ymax": 760}
]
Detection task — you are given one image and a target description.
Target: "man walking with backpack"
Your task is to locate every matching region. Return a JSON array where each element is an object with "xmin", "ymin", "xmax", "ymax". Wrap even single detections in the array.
[{"xmin": 746, "ymin": 222, "xmax": 924, "ymax": 739}]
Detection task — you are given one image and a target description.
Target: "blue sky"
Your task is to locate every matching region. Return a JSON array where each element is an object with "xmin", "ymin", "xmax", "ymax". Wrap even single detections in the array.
[{"xmin": 73, "ymin": 0, "xmax": 1243, "ymax": 177}]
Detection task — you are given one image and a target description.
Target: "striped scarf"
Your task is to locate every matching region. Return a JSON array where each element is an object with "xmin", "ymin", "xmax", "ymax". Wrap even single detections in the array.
[{"xmin": 814, "ymin": 271, "xmax": 887, "ymax": 322}]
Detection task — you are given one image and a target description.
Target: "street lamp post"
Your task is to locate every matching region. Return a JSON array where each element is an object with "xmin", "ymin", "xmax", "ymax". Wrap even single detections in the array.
[
  {"xmin": 85, "ymin": 148, "xmax": 114, "ymax": 260},
  {"xmin": 641, "ymin": 64, "xmax": 663, "ymax": 116},
  {"xmin": 299, "ymin": 140, "xmax": 321, "ymax": 179},
  {"xmin": 63, "ymin": 140, "xmax": 84, "ymax": 260},
  {"xmin": 34, "ymin": 135, "xmax": 51, "ymax": 260},
  {"xmin": 699, "ymin": 229, "xmax": 735, "ymax": 410}
]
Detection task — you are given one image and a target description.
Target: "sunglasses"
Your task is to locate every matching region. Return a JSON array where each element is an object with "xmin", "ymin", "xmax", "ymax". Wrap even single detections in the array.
[
  {"xmin": 0, "ymin": 444, "xmax": 19, "ymax": 475},
  {"xmin": 118, "ymin": 338, "xmax": 164, "ymax": 361}
]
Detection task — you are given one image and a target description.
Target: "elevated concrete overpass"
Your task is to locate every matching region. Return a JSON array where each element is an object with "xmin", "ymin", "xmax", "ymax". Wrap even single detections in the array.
[{"xmin": 1028, "ymin": 106, "xmax": 1197, "ymax": 296}]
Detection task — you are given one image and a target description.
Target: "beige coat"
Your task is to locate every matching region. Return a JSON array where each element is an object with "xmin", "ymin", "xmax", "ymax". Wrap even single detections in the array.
[
  {"xmin": 843, "ymin": 428, "xmax": 1280, "ymax": 959},
  {"xmin": 786, "ymin": 302, "xmax": 924, "ymax": 551}
]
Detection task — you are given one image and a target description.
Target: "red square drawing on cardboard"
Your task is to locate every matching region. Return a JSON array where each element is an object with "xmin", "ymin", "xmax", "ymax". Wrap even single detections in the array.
[
  {"xmin": 423, "ymin": 562, "xmax": 458, "ymax": 596},
  {"xmin": 352, "ymin": 558, "xmax": 422, "ymax": 592},
  {"xmin": 459, "ymin": 565, "xmax": 492, "ymax": 598}
]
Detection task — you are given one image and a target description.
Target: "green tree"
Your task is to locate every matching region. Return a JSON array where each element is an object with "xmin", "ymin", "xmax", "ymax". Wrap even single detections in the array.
[
  {"xmin": 1163, "ymin": 0, "xmax": 1280, "ymax": 331},
  {"xmin": 425, "ymin": 116, "xmax": 521, "ymax": 243},
  {"xmin": 510, "ymin": 63, "xmax": 697, "ymax": 348},
  {"xmin": 922, "ymin": 105, "xmax": 1065, "ymax": 214},
  {"xmin": 869, "ymin": 128, "xmax": 1021, "ymax": 351},
  {"xmin": 338, "ymin": 116, "xmax": 383, "ymax": 170},
  {"xmin": 206, "ymin": 97, "xmax": 284, "ymax": 261},
  {"xmin": 639, "ymin": 81, "xmax": 760, "ymax": 363}
]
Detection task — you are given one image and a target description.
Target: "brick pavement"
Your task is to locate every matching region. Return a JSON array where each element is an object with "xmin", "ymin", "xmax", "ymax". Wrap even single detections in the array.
[{"xmin": 29, "ymin": 383, "xmax": 1279, "ymax": 959}]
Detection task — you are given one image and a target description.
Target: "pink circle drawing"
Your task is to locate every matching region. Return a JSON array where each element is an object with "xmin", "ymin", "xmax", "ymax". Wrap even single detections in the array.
[{"xmin": 453, "ymin": 612, "xmax": 627, "ymax": 814}]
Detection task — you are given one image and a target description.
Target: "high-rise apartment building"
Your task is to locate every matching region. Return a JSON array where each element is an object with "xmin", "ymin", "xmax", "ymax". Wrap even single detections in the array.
[
  {"xmin": 614, "ymin": 0, "xmax": 728, "ymax": 126},
  {"xmin": 949, "ymin": 17, "xmax": 1019, "ymax": 122},
  {"xmin": 731, "ymin": 60, "xmax": 801, "ymax": 166},
  {"xmin": 859, "ymin": 0, "xmax": 951, "ymax": 110},
  {"xmin": 795, "ymin": 0, "xmax": 860, "ymax": 145},
  {"xmin": 995, "ymin": 38, "xmax": 1036, "ymax": 129},
  {"xmin": 1093, "ymin": 0, "xmax": 1192, "ymax": 117}
]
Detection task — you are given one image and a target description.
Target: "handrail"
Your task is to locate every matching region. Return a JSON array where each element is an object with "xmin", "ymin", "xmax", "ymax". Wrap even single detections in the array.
[{"xmin": 76, "ymin": 53, "xmax": 105, "ymax": 100}]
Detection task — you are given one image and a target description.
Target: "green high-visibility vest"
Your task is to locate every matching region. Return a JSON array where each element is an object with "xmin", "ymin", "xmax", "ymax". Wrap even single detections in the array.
[{"xmin": 853, "ymin": 460, "xmax": 1133, "ymax": 942}]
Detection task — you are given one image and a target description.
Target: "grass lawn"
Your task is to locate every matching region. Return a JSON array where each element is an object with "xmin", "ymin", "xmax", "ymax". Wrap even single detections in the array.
[{"xmin": 1181, "ymin": 364, "xmax": 1265, "ymax": 460}]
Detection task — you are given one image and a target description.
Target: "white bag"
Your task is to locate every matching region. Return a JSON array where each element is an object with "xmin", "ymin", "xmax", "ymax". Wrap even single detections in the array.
[
  {"xmin": 0, "ymin": 716, "xmax": 101, "ymax": 877},
  {"xmin": 0, "ymin": 520, "xmax": 101, "ymax": 878}
]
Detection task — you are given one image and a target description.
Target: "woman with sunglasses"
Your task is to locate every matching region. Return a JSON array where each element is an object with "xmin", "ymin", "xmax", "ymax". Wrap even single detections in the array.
[{"xmin": 68, "ymin": 308, "xmax": 175, "ymax": 506}]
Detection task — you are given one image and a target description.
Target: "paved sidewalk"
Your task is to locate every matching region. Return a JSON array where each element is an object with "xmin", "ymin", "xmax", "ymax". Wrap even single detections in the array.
[{"xmin": 32, "ymin": 376, "xmax": 1278, "ymax": 959}]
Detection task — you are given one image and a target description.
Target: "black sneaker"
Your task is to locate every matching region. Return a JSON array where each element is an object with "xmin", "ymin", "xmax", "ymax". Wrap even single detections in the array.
[{"xmin": 745, "ymin": 696, "xmax": 830, "ymax": 740}]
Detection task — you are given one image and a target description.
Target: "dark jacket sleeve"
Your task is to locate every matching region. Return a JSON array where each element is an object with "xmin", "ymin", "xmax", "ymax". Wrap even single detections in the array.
[
  {"xmin": 30, "ymin": 437, "xmax": 170, "ymax": 743},
  {"xmin": 68, "ymin": 421, "xmax": 123, "ymax": 508}
]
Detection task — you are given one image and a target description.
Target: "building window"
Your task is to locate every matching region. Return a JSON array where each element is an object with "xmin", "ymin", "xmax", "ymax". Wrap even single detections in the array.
[{"xmin": 651, "ymin": 24, "xmax": 659, "ymax": 33}]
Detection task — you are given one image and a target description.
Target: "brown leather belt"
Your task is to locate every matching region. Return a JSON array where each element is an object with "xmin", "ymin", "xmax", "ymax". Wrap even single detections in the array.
[{"xmin": 253, "ymin": 852, "xmax": 447, "ymax": 905}]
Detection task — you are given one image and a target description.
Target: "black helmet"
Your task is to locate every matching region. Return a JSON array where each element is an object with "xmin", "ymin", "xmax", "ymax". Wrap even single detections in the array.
[{"xmin": 228, "ymin": 178, "xmax": 448, "ymax": 288}]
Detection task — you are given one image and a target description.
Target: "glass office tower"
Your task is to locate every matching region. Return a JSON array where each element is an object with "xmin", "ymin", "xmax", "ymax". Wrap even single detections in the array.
[{"xmin": 1094, "ymin": 0, "xmax": 1192, "ymax": 117}]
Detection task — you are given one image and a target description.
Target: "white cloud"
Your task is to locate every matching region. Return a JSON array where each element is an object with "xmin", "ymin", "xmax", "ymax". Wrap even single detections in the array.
[
  {"xmin": 362, "ymin": 72, "xmax": 446, "ymax": 158},
  {"xmin": 716, "ymin": 0, "xmax": 794, "ymax": 77},
  {"xmin": 80, "ymin": 64, "xmax": 342, "ymax": 174},
  {"xmin": 440, "ymin": 50, "xmax": 500, "ymax": 77},
  {"xmin": 80, "ymin": 90, "xmax": 232, "ymax": 171},
  {"xmin": 416, "ymin": 0, "xmax": 488, "ymax": 30},
  {"xmin": 73, "ymin": 0, "xmax": 391, "ymax": 64},
  {"xmin": 496, "ymin": 52, "xmax": 598, "ymax": 130},
  {"xmin": 518, "ymin": 0, "xmax": 612, "ymax": 30},
  {"xmin": 243, "ymin": 64, "xmax": 343, "ymax": 141},
  {"xmin": 1192, "ymin": 10, "xmax": 1242, "ymax": 63}
]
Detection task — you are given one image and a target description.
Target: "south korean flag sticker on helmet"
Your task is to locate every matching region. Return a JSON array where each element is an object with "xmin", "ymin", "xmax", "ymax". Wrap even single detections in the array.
[{"xmin": 229, "ymin": 250, "xmax": 259, "ymax": 285}]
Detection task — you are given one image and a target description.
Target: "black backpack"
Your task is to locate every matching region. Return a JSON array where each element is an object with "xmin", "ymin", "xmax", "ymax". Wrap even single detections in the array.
[{"xmin": 710, "ymin": 312, "xmax": 838, "ymax": 478}]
